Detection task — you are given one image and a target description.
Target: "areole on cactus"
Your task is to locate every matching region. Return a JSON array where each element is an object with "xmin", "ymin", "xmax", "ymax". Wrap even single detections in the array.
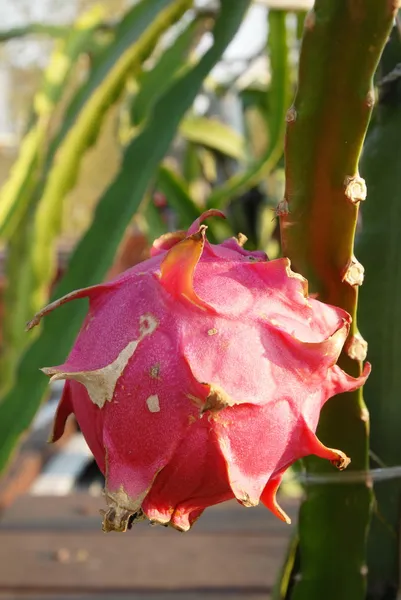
[{"xmin": 28, "ymin": 210, "xmax": 370, "ymax": 533}]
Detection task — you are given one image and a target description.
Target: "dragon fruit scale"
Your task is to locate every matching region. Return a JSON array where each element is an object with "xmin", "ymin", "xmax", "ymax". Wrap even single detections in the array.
[{"xmin": 28, "ymin": 209, "xmax": 370, "ymax": 533}]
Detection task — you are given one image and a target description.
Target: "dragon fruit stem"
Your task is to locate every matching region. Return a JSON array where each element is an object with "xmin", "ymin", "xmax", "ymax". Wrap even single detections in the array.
[{"xmin": 279, "ymin": 2, "xmax": 396, "ymax": 599}]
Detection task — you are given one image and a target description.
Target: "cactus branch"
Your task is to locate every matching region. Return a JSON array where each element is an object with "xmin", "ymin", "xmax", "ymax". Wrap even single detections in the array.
[{"xmin": 280, "ymin": 2, "xmax": 396, "ymax": 599}]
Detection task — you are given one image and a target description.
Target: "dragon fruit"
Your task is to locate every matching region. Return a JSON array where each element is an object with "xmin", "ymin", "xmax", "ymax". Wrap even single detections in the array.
[{"xmin": 28, "ymin": 209, "xmax": 370, "ymax": 533}]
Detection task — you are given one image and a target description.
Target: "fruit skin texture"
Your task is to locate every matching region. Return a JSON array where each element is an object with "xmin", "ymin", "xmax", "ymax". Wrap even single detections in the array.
[{"xmin": 28, "ymin": 209, "xmax": 370, "ymax": 533}]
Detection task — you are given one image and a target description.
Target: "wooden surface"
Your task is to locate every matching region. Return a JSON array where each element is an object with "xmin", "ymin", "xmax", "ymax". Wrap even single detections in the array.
[{"xmin": 0, "ymin": 493, "xmax": 298, "ymax": 600}]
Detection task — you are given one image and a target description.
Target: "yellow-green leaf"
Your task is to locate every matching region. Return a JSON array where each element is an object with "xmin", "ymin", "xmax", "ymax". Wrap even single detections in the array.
[{"xmin": 180, "ymin": 116, "xmax": 247, "ymax": 161}]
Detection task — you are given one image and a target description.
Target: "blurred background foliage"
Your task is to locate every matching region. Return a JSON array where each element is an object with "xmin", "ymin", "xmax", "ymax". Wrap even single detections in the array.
[{"xmin": 0, "ymin": 0, "xmax": 307, "ymax": 469}]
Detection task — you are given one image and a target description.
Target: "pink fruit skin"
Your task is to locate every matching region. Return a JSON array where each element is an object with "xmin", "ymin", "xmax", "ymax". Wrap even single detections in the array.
[{"xmin": 28, "ymin": 209, "xmax": 370, "ymax": 532}]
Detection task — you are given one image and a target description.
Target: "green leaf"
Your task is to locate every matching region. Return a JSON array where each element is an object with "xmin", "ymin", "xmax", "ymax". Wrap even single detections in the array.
[
  {"xmin": 197, "ymin": 146, "xmax": 218, "ymax": 183},
  {"xmin": 266, "ymin": 10, "xmax": 290, "ymax": 157},
  {"xmin": 179, "ymin": 116, "xmax": 246, "ymax": 161},
  {"xmin": 0, "ymin": 10, "xmax": 104, "ymax": 397},
  {"xmin": 183, "ymin": 139, "xmax": 202, "ymax": 185},
  {"xmin": 29, "ymin": 0, "xmax": 192, "ymax": 311},
  {"xmin": 240, "ymin": 86, "xmax": 269, "ymax": 113},
  {"xmin": 131, "ymin": 17, "xmax": 200, "ymax": 125},
  {"xmin": 157, "ymin": 164, "xmax": 201, "ymax": 227},
  {"xmin": 0, "ymin": 7, "xmax": 104, "ymax": 239},
  {"xmin": 51, "ymin": 0, "xmax": 190, "ymax": 153},
  {"xmin": 0, "ymin": 0, "xmax": 251, "ymax": 473},
  {"xmin": 0, "ymin": 213, "xmax": 36, "ymax": 397},
  {"xmin": 142, "ymin": 197, "xmax": 168, "ymax": 241},
  {"xmin": 206, "ymin": 9, "xmax": 290, "ymax": 209}
]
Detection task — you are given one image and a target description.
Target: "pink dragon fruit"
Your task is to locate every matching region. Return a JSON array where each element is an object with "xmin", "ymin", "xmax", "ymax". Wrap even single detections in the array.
[{"xmin": 28, "ymin": 209, "xmax": 370, "ymax": 533}]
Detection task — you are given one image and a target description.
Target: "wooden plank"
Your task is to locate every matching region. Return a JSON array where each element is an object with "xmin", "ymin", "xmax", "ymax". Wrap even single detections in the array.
[
  {"xmin": 0, "ymin": 494, "xmax": 298, "ymax": 596},
  {"xmin": 0, "ymin": 530, "xmax": 287, "ymax": 590}
]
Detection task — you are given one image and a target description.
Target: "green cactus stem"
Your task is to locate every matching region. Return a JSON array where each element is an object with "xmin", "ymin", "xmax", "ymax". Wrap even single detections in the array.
[
  {"xmin": 358, "ymin": 25, "xmax": 401, "ymax": 600},
  {"xmin": 279, "ymin": 2, "xmax": 396, "ymax": 599}
]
